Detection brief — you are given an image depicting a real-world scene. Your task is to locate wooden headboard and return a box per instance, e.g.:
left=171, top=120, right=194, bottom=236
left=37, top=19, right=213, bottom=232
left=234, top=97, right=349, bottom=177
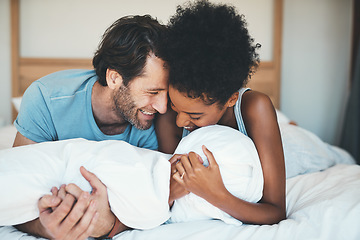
left=10, top=0, right=283, bottom=121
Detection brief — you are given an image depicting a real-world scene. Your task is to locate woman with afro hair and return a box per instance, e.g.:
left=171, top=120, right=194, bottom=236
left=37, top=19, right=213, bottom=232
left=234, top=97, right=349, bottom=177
left=156, top=0, right=286, bottom=224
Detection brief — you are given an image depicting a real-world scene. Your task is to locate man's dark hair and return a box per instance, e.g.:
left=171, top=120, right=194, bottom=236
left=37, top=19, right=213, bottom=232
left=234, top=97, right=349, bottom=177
left=165, top=0, right=260, bottom=106
left=93, top=15, right=167, bottom=86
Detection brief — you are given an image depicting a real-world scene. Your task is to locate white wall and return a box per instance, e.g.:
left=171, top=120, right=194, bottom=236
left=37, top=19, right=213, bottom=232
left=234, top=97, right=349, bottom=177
left=19, top=0, right=273, bottom=60
left=281, top=0, right=352, bottom=144
left=1, top=0, right=274, bottom=121
left=0, top=0, right=11, bottom=127
left=0, top=0, right=353, bottom=145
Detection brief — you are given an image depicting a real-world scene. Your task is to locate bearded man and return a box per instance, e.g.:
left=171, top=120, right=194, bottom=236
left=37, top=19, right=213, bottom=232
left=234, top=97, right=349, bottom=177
left=12, top=15, right=168, bottom=239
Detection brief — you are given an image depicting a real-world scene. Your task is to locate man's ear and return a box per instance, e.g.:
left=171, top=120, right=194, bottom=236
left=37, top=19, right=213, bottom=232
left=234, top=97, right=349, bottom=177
left=106, top=69, right=123, bottom=90
left=227, top=92, right=239, bottom=108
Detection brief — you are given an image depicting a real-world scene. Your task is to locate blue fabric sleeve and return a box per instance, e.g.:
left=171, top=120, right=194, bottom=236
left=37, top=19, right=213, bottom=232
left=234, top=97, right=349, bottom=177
left=14, top=82, right=57, bottom=142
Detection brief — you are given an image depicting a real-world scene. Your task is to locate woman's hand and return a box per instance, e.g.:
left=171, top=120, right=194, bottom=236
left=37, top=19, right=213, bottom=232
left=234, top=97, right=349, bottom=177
left=173, top=146, right=227, bottom=202
left=168, top=154, right=190, bottom=206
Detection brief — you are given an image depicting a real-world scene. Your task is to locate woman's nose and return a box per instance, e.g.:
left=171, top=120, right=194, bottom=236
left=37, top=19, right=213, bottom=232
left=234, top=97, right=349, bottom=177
left=176, top=112, right=190, bottom=128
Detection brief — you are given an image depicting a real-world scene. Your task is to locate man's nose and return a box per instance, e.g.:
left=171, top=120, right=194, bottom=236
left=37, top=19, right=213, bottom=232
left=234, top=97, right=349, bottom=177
left=153, top=92, right=168, bottom=114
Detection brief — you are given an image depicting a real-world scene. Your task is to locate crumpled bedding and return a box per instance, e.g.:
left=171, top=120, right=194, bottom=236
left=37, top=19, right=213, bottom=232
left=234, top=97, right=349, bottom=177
left=170, top=125, right=263, bottom=225
left=0, top=125, right=263, bottom=228
left=0, top=121, right=358, bottom=239
left=0, top=138, right=171, bottom=229
left=280, top=123, right=355, bottom=178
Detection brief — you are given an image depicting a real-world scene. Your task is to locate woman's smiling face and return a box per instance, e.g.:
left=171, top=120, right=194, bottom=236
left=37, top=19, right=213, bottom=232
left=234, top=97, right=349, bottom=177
left=168, top=85, right=229, bottom=132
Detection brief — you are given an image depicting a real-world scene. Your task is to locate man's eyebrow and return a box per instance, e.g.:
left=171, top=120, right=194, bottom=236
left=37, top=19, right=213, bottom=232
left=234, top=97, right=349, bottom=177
left=147, top=88, right=167, bottom=91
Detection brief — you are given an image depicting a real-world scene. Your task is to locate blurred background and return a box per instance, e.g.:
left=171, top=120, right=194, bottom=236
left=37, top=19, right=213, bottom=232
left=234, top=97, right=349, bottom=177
left=0, top=0, right=355, bottom=146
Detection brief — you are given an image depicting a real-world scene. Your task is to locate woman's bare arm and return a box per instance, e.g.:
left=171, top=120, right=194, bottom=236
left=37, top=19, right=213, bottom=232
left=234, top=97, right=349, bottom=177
left=238, top=90, right=286, bottom=223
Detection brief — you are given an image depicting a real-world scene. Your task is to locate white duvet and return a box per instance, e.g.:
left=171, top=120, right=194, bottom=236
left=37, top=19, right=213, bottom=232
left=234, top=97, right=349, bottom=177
left=1, top=164, right=359, bottom=240
left=0, top=137, right=171, bottom=229
left=115, top=164, right=360, bottom=240
left=0, top=125, right=263, bottom=229
left=0, top=122, right=357, bottom=239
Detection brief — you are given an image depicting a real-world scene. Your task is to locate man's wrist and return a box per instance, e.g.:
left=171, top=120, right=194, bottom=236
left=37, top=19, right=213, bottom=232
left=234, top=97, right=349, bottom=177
left=107, top=217, right=121, bottom=238
left=95, top=215, right=116, bottom=239
left=15, top=218, right=51, bottom=239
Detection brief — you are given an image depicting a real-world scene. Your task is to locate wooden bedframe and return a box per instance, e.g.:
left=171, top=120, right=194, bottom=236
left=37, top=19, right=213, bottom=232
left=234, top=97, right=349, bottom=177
left=10, top=0, right=283, bottom=121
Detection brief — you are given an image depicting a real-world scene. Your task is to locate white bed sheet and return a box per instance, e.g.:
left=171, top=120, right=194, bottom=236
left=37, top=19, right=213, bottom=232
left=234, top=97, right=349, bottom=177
left=1, top=164, right=359, bottom=240
left=0, top=124, right=16, bottom=150
left=115, top=164, right=360, bottom=240
left=0, top=111, right=357, bottom=239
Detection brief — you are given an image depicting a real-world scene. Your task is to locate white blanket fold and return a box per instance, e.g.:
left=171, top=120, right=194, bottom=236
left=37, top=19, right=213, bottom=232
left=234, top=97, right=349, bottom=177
left=170, top=125, right=263, bottom=225
left=0, top=139, right=171, bottom=229
left=0, top=125, right=264, bottom=228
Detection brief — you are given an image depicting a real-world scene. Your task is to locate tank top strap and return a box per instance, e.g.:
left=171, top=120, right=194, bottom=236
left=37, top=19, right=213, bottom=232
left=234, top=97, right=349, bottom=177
left=234, top=87, right=251, bottom=136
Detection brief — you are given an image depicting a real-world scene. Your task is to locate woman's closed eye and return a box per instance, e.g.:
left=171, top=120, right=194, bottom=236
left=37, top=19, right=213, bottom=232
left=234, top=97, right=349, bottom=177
left=189, top=115, right=201, bottom=120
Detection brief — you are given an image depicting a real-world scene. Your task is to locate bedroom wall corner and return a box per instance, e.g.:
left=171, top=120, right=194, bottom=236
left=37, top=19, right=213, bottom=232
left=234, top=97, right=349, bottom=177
left=0, top=0, right=12, bottom=127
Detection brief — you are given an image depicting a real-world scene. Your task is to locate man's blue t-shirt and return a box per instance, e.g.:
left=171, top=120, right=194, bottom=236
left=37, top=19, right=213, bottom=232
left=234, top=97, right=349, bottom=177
left=14, top=69, right=158, bottom=150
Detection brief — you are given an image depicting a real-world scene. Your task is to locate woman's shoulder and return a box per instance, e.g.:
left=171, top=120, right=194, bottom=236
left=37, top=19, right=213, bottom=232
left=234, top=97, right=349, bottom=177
left=241, top=90, right=275, bottom=119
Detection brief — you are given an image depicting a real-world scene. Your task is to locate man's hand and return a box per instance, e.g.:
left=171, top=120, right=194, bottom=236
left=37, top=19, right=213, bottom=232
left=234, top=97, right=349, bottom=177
left=38, top=190, right=98, bottom=240
left=65, top=167, right=116, bottom=238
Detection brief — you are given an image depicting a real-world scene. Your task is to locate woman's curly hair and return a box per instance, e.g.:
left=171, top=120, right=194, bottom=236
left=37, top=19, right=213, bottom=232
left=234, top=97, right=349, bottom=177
left=165, top=0, right=260, bottom=106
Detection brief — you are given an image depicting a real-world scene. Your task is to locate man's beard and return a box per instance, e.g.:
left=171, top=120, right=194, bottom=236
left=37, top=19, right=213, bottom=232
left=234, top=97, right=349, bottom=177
left=113, top=84, right=153, bottom=130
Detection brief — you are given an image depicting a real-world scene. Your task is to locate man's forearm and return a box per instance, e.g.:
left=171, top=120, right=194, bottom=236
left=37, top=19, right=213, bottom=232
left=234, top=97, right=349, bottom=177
left=15, top=218, right=51, bottom=239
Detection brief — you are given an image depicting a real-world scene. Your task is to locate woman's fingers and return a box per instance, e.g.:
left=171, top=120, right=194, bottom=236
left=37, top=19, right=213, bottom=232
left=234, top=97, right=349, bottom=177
left=169, top=154, right=182, bottom=164
left=175, top=159, right=186, bottom=176
left=202, top=145, right=218, bottom=167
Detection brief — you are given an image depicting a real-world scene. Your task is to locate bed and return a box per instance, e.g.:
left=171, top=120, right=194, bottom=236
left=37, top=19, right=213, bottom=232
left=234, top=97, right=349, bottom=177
left=0, top=97, right=20, bottom=150
left=119, top=164, right=360, bottom=240
left=0, top=121, right=359, bottom=240
left=2, top=0, right=360, bottom=239
left=0, top=124, right=16, bottom=150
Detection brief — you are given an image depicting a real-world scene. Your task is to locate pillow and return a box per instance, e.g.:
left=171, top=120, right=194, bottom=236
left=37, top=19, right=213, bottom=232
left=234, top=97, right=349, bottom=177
left=280, top=123, right=355, bottom=178
left=0, top=125, right=263, bottom=228
left=0, top=125, right=17, bottom=150
left=270, top=110, right=354, bottom=178
left=275, top=109, right=291, bottom=124
left=11, top=97, right=22, bottom=113
left=170, top=125, right=263, bottom=225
